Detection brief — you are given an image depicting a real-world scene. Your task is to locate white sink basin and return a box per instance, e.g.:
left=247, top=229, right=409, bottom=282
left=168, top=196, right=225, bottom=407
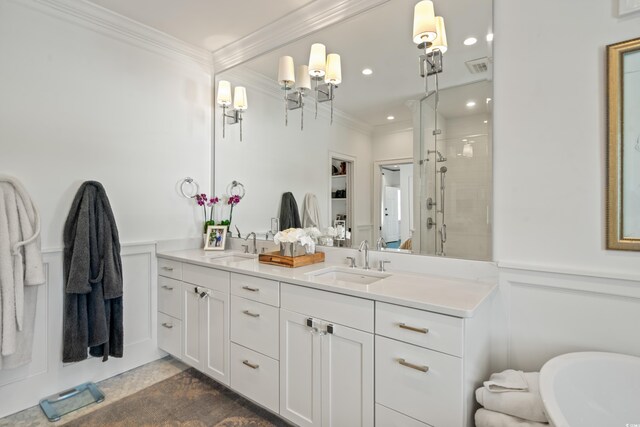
left=306, top=266, right=390, bottom=286
left=540, top=352, right=640, bottom=427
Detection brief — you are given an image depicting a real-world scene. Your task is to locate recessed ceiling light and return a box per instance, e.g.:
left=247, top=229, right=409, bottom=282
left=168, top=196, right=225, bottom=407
left=464, top=37, right=477, bottom=46
left=484, top=120, right=488, bottom=124
left=462, top=139, right=468, bottom=142
left=362, top=68, right=373, bottom=75
left=486, top=33, right=494, bottom=42
left=466, top=101, right=476, bottom=108
left=486, top=97, right=492, bottom=103
left=387, top=115, right=395, bottom=120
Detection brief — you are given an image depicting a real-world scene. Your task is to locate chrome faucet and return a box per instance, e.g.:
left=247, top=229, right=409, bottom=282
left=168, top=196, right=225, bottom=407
left=358, top=240, right=370, bottom=270
left=376, top=237, right=387, bottom=250
left=244, top=232, right=257, bottom=254
left=265, top=230, right=274, bottom=241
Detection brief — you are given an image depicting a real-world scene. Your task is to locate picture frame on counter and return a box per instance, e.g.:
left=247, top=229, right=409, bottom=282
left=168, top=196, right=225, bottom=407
left=205, top=225, right=227, bottom=251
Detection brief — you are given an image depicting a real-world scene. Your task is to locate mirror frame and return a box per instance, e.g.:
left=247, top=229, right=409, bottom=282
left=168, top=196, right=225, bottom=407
left=607, top=36, right=640, bottom=251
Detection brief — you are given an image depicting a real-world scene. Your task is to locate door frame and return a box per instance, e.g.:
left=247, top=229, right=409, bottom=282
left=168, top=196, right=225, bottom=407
left=373, top=158, right=413, bottom=246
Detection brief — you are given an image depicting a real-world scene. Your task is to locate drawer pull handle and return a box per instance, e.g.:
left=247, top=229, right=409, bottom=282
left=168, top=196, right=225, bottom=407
left=242, top=360, right=259, bottom=369
left=398, top=323, right=429, bottom=334
left=243, top=310, right=260, bottom=318
left=398, top=358, right=429, bottom=373
left=242, top=286, right=259, bottom=292
left=161, top=322, right=174, bottom=329
left=161, top=285, right=174, bottom=291
left=161, top=266, right=174, bottom=271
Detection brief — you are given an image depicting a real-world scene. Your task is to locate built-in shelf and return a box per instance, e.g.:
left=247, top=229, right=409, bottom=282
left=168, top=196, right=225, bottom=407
left=332, top=174, right=347, bottom=178
left=332, top=198, right=347, bottom=201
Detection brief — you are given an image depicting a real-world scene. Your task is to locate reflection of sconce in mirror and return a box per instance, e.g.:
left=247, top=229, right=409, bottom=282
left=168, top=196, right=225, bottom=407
left=413, top=1, right=447, bottom=92
left=462, top=143, right=474, bottom=158
left=217, top=80, right=248, bottom=141
left=277, top=43, right=342, bottom=128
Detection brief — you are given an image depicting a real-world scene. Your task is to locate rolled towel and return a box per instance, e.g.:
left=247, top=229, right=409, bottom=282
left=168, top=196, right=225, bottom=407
left=475, top=408, right=549, bottom=427
left=484, top=369, right=537, bottom=392
left=476, top=386, right=548, bottom=423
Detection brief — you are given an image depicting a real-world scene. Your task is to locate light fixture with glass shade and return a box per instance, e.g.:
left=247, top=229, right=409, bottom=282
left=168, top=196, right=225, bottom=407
left=276, top=42, right=343, bottom=128
left=413, top=0, right=447, bottom=93
left=216, top=80, right=248, bottom=141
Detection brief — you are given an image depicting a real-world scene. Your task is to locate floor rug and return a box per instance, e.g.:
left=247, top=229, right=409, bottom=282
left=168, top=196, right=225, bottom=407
left=62, top=368, right=288, bottom=426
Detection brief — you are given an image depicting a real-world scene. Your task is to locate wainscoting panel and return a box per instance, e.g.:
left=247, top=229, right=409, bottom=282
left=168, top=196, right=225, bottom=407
left=496, top=266, right=640, bottom=372
left=0, top=243, right=163, bottom=418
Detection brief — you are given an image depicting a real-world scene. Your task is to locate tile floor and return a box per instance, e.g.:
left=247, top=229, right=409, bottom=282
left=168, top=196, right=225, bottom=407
left=0, top=356, right=188, bottom=427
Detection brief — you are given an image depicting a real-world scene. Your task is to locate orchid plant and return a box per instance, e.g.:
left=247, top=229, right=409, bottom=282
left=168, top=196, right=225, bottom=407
left=194, top=193, right=241, bottom=232
left=195, top=193, right=219, bottom=233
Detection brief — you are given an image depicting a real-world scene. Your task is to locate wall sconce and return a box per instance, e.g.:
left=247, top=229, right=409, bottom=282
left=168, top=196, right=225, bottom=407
left=217, top=80, right=248, bottom=141
left=462, top=143, right=474, bottom=158
left=413, top=1, right=447, bottom=93
left=277, top=43, right=342, bottom=128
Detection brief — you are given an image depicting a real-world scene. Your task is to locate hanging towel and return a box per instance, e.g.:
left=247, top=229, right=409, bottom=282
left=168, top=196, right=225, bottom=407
left=63, top=181, right=123, bottom=363
left=483, top=369, right=533, bottom=392
left=475, top=408, right=549, bottom=427
left=301, top=193, right=321, bottom=229
left=0, top=175, right=45, bottom=370
left=279, top=192, right=302, bottom=230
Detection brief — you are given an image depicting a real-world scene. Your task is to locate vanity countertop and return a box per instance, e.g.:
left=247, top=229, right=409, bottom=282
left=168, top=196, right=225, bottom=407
left=157, top=249, right=497, bottom=318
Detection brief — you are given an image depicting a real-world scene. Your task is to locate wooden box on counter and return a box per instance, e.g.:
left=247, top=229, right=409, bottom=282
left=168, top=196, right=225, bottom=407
left=258, top=251, right=325, bottom=268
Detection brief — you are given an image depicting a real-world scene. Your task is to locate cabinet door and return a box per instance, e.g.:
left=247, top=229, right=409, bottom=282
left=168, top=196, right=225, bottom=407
left=182, top=283, right=202, bottom=369
left=321, top=323, right=374, bottom=427
left=202, top=289, right=229, bottom=385
left=280, top=309, right=322, bottom=427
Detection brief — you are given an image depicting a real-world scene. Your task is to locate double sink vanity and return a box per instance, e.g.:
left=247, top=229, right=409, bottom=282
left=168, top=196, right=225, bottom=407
left=156, top=248, right=496, bottom=427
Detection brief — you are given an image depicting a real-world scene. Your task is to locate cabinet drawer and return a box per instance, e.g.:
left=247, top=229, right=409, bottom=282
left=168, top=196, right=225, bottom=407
left=230, top=295, right=279, bottom=359
left=375, top=336, right=463, bottom=427
left=182, top=263, right=229, bottom=293
left=158, top=276, right=182, bottom=319
left=158, top=258, right=182, bottom=280
left=158, top=312, right=181, bottom=358
left=281, top=283, right=374, bottom=333
left=376, top=404, right=430, bottom=427
left=230, top=342, right=279, bottom=413
left=231, top=273, right=280, bottom=307
left=376, top=302, right=463, bottom=357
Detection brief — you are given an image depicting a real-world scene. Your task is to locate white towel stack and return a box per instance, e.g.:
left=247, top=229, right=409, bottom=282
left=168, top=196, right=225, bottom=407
left=475, top=370, right=549, bottom=427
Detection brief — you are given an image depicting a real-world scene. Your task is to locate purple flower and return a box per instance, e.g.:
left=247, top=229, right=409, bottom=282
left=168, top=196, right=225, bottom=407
left=207, top=197, right=219, bottom=207
left=228, top=195, right=241, bottom=206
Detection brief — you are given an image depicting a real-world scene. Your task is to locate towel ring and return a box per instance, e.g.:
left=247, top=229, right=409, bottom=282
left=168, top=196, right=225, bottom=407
left=226, top=180, right=246, bottom=199
left=180, top=177, right=200, bottom=199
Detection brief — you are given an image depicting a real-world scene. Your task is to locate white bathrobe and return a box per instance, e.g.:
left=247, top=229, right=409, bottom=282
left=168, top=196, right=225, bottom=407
left=0, top=175, right=45, bottom=369
left=301, top=193, right=321, bottom=229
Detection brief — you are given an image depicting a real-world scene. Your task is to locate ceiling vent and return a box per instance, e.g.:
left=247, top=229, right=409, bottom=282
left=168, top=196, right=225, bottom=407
left=465, top=57, right=490, bottom=74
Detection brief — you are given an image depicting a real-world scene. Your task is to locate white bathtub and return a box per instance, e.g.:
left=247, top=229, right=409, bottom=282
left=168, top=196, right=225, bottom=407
left=540, top=352, right=640, bottom=427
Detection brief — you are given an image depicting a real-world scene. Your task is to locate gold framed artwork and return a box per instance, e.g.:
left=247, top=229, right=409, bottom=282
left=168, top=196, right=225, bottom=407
left=607, top=36, right=640, bottom=251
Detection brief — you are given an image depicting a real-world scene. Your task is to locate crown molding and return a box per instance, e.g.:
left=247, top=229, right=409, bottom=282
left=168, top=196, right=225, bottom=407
left=212, top=0, right=390, bottom=72
left=222, top=67, right=373, bottom=135
left=21, top=0, right=213, bottom=69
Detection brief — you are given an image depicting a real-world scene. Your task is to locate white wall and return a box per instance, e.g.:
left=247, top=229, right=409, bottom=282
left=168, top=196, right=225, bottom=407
left=214, top=69, right=373, bottom=241
left=0, top=0, right=212, bottom=416
left=493, top=0, right=640, bottom=371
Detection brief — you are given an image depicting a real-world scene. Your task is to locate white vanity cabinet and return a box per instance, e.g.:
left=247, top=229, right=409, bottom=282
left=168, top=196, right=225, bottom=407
left=156, top=252, right=494, bottom=427
left=374, top=302, right=491, bottom=427
left=279, top=283, right=374, bottom=427
left=181, top=264, right=230, bottom=386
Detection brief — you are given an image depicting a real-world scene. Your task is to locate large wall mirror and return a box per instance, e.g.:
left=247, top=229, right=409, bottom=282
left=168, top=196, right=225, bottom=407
left=214, top=0, right=493, bottom=261
left=607, top=37, right=640, bottom=251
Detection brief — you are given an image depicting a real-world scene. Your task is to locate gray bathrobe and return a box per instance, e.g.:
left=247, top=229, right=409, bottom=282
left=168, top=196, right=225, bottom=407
left=63, top=181, right=123, bottom=363
left=279, top=192, right=302, bottom=230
